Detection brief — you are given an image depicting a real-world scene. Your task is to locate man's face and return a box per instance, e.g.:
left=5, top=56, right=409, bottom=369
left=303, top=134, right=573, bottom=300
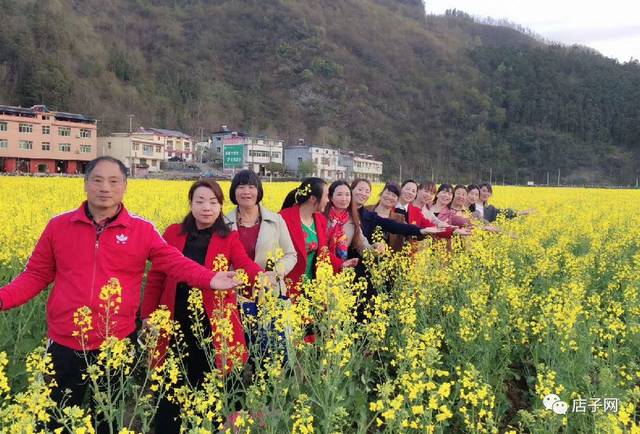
left=84, top=161, right=127, bottom=211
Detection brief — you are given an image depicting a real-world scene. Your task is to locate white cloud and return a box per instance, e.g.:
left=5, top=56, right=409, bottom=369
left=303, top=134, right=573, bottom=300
left=425, top=0, right=640, bottom=61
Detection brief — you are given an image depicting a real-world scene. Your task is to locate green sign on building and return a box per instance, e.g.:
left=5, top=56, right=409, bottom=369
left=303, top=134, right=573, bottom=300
left=223, top=144, right=244, bottom=168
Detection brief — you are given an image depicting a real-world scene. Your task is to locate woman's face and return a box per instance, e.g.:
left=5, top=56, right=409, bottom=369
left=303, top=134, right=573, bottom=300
left=467, top=188, right=480, bottom=206
left=400, top=182, right=417, bottom=204
left=435, top=189, right=453, bottom=206
left=352, top=181, right=371, bottom=207
left=417, top=188, right=435, bottom=205
left=234, top=184, right=258, bottom=208
left=314, top=184, right=330, bottom=213
left=452, top=188, right=467, bottom=208
left=331, top=185, right=351, bottom=210
left=190, top=186, right=221, bottom=229
left=380, top=189, right=399, bottom=209
left=480, top=186, right=492, bottom=203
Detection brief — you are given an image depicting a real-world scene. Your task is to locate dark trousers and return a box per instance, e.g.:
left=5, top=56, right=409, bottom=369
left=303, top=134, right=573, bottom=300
left=46, top=341, right=114, bottom=434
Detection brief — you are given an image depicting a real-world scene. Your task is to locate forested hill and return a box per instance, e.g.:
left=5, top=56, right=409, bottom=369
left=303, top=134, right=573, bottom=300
left=1, top=0, right=639, bottom=184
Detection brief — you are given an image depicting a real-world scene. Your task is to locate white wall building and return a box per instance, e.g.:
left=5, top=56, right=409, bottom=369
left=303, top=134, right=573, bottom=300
left=211, top=126, right=284, bottom=175
left=97, top=131, right=165, bottom=175
left=339, top=151, right=384, bottom=183
left=284, top=144, right=346, bottom=181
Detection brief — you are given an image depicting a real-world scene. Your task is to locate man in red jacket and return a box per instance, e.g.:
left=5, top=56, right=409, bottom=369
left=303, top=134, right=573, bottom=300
left=0, top=156, right=240, bottom=431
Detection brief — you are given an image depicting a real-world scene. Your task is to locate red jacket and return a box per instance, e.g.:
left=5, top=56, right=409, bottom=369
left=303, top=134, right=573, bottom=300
left=279, top=205, right=341, bottom=300
left=406, top=204, right=437, bottom=228
left=0, top=203, right=216, bottom=351
left=141, top=223, right=262, bottom=369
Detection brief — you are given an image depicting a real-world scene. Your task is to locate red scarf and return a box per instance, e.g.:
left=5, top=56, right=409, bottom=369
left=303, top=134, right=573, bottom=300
left=327, top=207, right=350, bottom=260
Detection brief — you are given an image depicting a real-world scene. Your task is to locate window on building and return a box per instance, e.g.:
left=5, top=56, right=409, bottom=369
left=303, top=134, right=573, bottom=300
left=132, top=143, right=139, bottom=151
left=58, top=127, right=71, bottom=137
left=143, top=145, right=153, bottom=156
left=19, top=140, right=33, bottom=150
left=42, top=142, right=50, bottom=151
left=0, top=122, right=7, bottom=132
left=80, top=129, right=92, bottom=138
left=59, top=143, right=71, bottom=152
left=151, top=160, right=157, bottom=167
left=42, top=115, right=50, bottom=120
left=42, top=125, right=50, bottom=134
left=80, top=145, right=91, bottom=153
left=0, top=139, right=7, bottom=148
left=19, top=123, right=33, bottom=133
left=155, top=146, right=161, bottom=153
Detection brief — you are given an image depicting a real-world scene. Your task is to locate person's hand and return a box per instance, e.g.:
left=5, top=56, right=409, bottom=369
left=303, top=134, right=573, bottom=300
left=437, top=221, right=452, bottom=228
left=260, top=271, right=280, bottom=289
left=341, top=258, right=359, bottom=268
left=453, top=227, right=472, bottom=236
left=372, top=242, right=387, bottom=254
left=421, top=226, right=446, bottom=235
left=517, top=208, right=536, bottom=216
left=210, top=271, right=243, bottom=290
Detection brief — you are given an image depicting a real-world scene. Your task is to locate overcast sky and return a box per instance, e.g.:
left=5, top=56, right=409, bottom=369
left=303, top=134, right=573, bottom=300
left=425, top=1, right=640, bottom=62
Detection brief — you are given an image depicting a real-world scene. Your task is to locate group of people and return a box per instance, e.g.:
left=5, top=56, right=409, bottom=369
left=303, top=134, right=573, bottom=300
left=0, top=156, right=526, bottom=433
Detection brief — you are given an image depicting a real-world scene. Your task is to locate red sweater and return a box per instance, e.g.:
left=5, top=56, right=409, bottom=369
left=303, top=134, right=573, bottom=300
left=406, top=204, right=455, bottom=238
left=279, top=205, right=341, bottom=300
left=0, top=203, right=216, bottom=350
left=141, top=223, right=262, bottom=369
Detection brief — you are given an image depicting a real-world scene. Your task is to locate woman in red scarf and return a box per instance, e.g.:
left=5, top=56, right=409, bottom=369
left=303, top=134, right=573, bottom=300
left=324, top=180, right=383, bottom=259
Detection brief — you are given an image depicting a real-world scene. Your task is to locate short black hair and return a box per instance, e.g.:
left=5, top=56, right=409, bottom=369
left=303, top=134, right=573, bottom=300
left=479, top=182, right=493, bottom=193
left=84, top=156, right=128, bottom=181
left=382, top=182, right=401, bottom=197
left=230, top=169, right=264, bottom=205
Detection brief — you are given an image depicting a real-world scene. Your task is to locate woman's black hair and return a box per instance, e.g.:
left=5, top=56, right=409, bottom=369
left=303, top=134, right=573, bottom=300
left=418, top=180, right=437, bottom=193
left=450, top=185, right=468, bottom=209
left=400, top=179, right=418, bottom=189
left=281, top=177, right=326, bottom=210
left=479, top=182, right=493, bottom=193
left=466, top=183, right=480, bottom=194
left=229, top=169, right=263, bottom=205
left=181, top=180, right=230, bottom=238
left=381, top=182, right=401, bottom=197
left=433, top=183, right=453, bottom=205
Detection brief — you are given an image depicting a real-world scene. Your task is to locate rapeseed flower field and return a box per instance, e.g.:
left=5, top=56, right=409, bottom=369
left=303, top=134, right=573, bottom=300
left=0, top=176, right=639, bottom=433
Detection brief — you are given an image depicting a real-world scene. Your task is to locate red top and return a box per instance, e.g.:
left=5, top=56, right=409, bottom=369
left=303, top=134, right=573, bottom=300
left=237, top=224, right=260, bottom=261
left=0, top=202, right=217, bottom=351
left=407, top=204, right=455, bottom=238
left=141, top=223, right=262, bottom=370
left=279, top=204, right=342, bottom=301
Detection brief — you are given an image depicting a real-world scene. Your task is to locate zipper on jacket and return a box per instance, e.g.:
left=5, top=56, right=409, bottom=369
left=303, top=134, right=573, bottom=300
left=89, top=233, right=99, bottom=305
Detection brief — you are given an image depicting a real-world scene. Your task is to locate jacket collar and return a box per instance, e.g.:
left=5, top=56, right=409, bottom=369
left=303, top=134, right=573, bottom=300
left=226, top=204, right=278, bottom=224
left=70, top=201, right=132, bottom=227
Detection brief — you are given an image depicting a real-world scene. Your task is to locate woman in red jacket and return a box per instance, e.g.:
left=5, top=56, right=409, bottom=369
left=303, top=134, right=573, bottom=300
left=141, top=179, right=262, bottom=434
left=279, top=177, right=356, bottom=301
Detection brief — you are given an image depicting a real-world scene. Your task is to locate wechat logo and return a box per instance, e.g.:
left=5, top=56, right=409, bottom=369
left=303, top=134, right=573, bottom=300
left=543, top=394, right=569, bottom=415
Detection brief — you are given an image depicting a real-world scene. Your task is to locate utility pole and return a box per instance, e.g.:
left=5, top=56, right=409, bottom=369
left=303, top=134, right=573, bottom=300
left=128, top=114, right=135, bottom=134
left=557, top=169, right=561, bottom=186
left=546, top=171, right=550, bottom=186
left=269, top=140, right=273, bottom=182
left=489, top=168, right=492, bottom=184
left=399, top=162, right=402, bottom=183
